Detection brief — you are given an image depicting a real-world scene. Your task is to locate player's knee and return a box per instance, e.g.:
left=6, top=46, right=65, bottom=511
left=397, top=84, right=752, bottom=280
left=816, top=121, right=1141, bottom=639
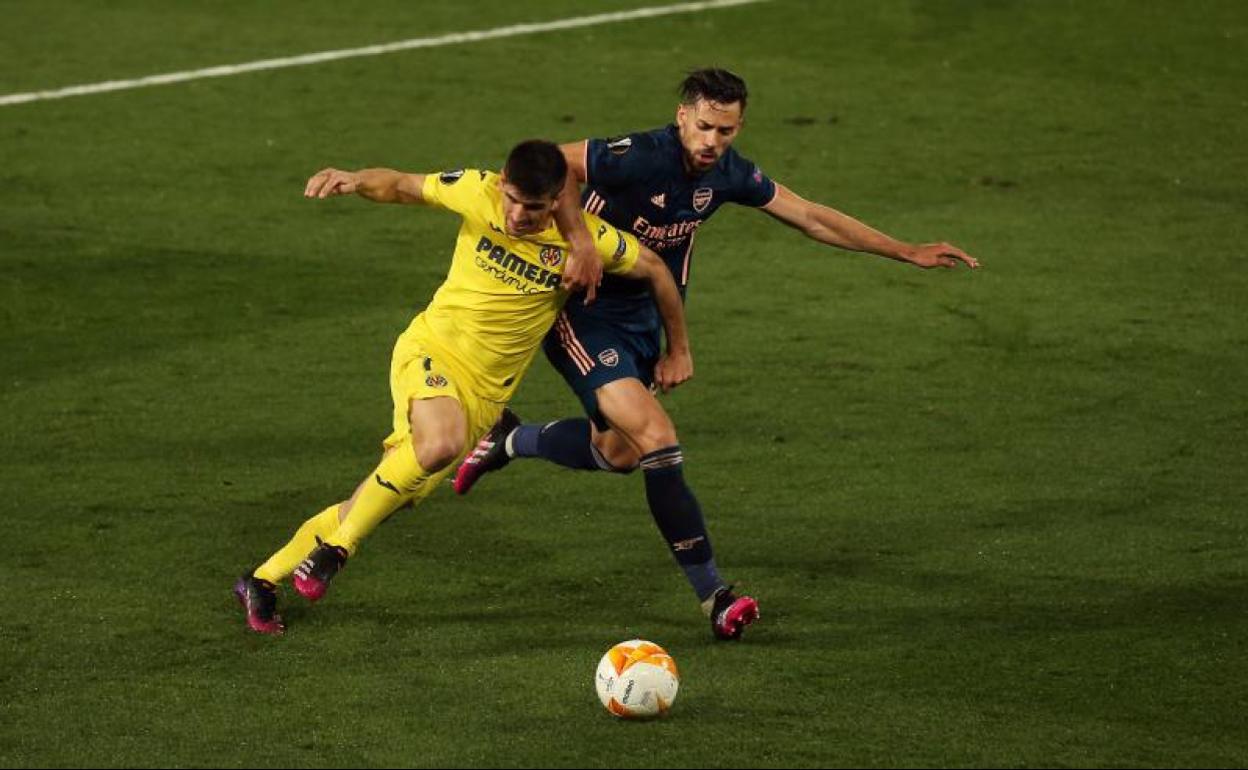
left=632, top=423, right=679, bottom=455
left=413, top=435, right=463, bottom=472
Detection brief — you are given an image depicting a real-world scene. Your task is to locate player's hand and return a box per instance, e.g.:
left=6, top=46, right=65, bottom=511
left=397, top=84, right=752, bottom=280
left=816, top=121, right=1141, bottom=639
left=905, top=242, right=980, bottom=270
left=561, top=241, right=603, bottom=304
left=654, top=348, right=693, bottom=393
left=304, top=168, right=361, bottom=199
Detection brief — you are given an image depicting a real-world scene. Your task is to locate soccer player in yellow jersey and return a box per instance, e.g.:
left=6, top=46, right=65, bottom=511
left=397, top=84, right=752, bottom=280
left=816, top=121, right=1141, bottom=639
left=233, top=140, right=691, bottom=635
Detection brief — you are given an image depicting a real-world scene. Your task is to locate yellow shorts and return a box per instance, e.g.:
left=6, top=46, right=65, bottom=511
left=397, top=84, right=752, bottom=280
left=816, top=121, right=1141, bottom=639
left=383, top=326, right=506, bottom=457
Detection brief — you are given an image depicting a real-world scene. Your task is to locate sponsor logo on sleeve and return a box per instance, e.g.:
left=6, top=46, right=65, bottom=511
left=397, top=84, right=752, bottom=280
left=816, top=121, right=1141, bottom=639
left=692, top=187, right=714, bottom=212
left=606, top=136, right=633, bottom=156
left=752, top=167, right=764, bottom=184
left=439, top=169, right=465, bottom=185
left=425, top=374, right=448, bottom=388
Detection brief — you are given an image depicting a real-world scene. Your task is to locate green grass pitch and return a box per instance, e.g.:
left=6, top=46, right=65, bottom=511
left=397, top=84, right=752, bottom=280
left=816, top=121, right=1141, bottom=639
left=2, top=1, right=1245, bottom=766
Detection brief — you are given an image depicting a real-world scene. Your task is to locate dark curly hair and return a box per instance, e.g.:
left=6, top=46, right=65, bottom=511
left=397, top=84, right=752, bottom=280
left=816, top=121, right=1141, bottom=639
left=679, top=68, right=748, bottom=112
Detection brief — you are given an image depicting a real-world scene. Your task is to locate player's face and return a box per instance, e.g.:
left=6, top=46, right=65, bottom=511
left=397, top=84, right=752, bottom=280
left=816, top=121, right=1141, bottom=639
left=499, top=178, right=558, bottom=237
left=675, top=98, right=743, bottom=173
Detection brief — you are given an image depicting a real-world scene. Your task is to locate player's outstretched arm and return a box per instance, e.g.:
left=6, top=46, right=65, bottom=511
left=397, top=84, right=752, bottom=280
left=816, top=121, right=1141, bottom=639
left=304, top=168, right=427, bottom=204
left=762, top=184, right=980, bottom=270
left=626, top=247, right=693, bottom=393
left=554, top=141, right=601, bottom=302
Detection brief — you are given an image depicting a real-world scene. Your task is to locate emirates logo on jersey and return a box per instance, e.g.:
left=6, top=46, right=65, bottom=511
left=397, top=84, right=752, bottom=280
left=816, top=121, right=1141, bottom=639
left=693, top=188, right=714, bottom=212
left=539, top=246, right=563, bottom=267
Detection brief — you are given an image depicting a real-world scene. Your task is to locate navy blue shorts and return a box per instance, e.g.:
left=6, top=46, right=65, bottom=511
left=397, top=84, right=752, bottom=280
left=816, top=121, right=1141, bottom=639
left=543, top=310, right=661, bottom=430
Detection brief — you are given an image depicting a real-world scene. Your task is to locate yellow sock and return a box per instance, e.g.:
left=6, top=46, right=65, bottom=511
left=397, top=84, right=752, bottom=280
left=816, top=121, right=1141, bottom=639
left=327, top=439, right=444, bottom=554
left=254, top=504, right=342, bottom=584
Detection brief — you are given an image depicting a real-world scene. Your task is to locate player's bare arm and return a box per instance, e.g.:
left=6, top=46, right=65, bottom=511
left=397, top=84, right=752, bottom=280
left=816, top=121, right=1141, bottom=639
left=626, top=246, right=693, bottom=393
left=554, top=141, right=602, bottom=302
left=304, top=167, right=427, bottom=204
left=762, top=183, right=980, bottom=270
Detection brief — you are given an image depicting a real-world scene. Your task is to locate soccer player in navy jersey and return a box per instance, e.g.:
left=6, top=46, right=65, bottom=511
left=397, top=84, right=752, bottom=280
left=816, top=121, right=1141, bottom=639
left=455, top=69, right=979, bottom=641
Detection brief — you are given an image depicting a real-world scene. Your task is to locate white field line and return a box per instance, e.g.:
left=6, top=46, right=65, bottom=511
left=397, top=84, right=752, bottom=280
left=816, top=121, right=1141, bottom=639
left=0, top=0, right=766, bottom=108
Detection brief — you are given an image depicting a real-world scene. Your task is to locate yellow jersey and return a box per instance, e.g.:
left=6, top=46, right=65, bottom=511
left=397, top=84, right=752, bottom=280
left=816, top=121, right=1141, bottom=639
left=406, top=169, right=641, bottom=402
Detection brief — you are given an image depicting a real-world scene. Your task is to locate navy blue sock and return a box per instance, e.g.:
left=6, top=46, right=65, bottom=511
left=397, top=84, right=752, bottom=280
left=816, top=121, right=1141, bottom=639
left=640, top=446, right=723, bottom=602
left=509, top=419, right=606, bottom=471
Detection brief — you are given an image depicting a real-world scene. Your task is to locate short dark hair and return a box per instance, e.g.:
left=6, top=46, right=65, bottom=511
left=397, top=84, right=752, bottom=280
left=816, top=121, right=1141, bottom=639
left=503, top=139, right=567, bottom=199
left=679, top=68, right=748, bottom=112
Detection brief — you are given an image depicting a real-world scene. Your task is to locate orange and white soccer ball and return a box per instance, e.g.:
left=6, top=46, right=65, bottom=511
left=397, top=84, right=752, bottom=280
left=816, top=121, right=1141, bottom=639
left=594, top=639, right=680, bottom=718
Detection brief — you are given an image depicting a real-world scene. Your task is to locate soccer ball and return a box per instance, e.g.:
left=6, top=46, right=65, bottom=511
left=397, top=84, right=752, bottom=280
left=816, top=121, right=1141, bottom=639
left=594, top=639, right=680, bottom=719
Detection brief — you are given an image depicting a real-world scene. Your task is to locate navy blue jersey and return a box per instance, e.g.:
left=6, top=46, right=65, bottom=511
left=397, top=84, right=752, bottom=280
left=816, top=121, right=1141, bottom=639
left=572, top=124, right=777, bottom=333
